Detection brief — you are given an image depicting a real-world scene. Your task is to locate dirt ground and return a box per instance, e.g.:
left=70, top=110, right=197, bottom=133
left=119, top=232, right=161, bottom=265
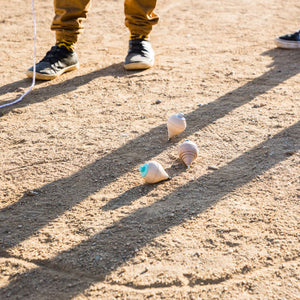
left=0, top=0, right=299, bottom=299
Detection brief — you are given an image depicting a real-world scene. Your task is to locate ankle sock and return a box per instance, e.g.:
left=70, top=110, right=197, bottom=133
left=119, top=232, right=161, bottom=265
left=56, top=40, right=76, bottom=52
left=130, top=33, right=149, bottom=40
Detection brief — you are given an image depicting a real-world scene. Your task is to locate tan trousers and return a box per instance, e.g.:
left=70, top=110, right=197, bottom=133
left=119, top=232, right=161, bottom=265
left=51, top=0, right=159, bottom=43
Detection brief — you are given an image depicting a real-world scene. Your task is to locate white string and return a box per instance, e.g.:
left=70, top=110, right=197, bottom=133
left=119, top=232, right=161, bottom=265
left=0, top=0, right=36, bottom=109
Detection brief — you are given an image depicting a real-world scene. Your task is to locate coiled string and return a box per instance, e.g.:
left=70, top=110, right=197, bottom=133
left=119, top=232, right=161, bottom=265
left=0, top=0, right=36, bottom=109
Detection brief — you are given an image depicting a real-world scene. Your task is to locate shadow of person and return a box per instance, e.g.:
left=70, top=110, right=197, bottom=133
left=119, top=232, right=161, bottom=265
left=0, top=62, right=140, bottom=113
left=0, top=79, right=35, bottom=97
left=0, top=49, right=300, bottom=248
left=1, top=47, right=299, bottom=251
left=1, top=48, right=299, bottom=114
left=1, top=120, right=299, bottom=299
left=0, top=48, right=300, bottom=298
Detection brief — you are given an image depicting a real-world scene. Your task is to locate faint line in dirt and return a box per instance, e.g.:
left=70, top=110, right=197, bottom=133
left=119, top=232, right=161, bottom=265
left=110, top=279, right=185, bottom=290
left=1, top=249, right=300, bottom=292
left=0, top=251, right=100, bottom=282
left=3, top=158, right=71, bottom=174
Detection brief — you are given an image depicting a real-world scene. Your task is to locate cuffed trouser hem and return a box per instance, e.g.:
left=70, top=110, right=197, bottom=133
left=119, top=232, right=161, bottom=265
left=54, top=31, right=80, bottom=44
left=51, top=0, right=91, bottom=44
left=124, top=0, right=159, bottom=37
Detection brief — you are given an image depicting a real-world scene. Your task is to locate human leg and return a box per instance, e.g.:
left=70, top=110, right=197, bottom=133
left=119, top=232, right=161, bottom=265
left=124, top=0, right=159, bottom=70
left=27, top=0, right=91, bottom=80
left=51, top=0, right=91, bottom=47
left=124, top=0, right=159, bottom=39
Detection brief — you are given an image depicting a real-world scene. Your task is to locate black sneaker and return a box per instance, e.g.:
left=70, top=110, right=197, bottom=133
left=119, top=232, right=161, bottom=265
left=26, top=45, right=79, bottom=80
left=275, top=30, right=300, bottom=49
left=124, top=39, right=154, bottom=70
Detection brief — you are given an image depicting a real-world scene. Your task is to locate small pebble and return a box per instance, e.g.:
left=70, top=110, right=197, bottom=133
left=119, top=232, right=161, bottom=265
left=26, top=190, right=39, bottom=196
left=15, top=87, right=25, bottom=92
left=252, top=103, right=266, bottom=108
left=141, top=267, right=149, bottom=274
left=155, top=99, right=162, bottom=104
left=193, top=252, right=200, bottom=257
left=285, top=150, right=295, bottom=156
left=208, top=165, right=219, bottom=170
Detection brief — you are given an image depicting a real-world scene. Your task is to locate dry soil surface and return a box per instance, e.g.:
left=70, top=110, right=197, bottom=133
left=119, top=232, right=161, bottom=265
left=0, top=0, right=299, bottom=299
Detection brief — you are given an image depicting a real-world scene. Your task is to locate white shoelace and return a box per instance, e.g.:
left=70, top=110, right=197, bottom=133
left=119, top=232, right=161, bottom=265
left=0, top=0, right=36, bottom=109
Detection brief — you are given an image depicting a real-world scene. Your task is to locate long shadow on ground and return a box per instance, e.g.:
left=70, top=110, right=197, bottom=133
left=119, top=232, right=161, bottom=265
left=0, top=62, right=128, bottom=110
left=0, top=49, right=300, bottom=299
left=1, top=120, right=299, bottom=299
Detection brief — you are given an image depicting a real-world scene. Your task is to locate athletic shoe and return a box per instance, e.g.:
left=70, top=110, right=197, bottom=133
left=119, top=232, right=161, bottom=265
left=275, top=30, right=300, bottom=49
left=124, top=39, right=154, bottom=70
left=26, top=45, right=79, bottom=80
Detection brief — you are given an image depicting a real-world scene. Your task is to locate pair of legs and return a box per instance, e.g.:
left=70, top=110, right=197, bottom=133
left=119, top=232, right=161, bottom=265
left=27, top=0, right=159, bottom=80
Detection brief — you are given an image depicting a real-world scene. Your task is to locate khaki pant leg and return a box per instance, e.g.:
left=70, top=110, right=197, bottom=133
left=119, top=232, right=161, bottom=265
left=124, top=0, right=159, bottom=36
left=51, top=0, right=91, bottom=44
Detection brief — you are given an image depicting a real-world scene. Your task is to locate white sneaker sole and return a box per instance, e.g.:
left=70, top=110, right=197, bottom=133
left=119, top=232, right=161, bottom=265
left=26, top=63, right=79, bottom=80
left=275, top=37, right=300, bottom=49
left=124, top=61, right=154, bottom=71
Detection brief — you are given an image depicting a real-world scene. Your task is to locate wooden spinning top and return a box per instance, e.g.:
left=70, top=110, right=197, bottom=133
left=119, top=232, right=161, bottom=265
left=139, top=161, right=169, bottom=184
left=178, top=139, right=199, bottom=168
left=167, top=113, right=186, bottom=140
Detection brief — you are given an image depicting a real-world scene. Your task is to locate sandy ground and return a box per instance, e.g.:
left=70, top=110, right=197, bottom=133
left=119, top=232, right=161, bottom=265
left=0, top=0, right=299, bottom=299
